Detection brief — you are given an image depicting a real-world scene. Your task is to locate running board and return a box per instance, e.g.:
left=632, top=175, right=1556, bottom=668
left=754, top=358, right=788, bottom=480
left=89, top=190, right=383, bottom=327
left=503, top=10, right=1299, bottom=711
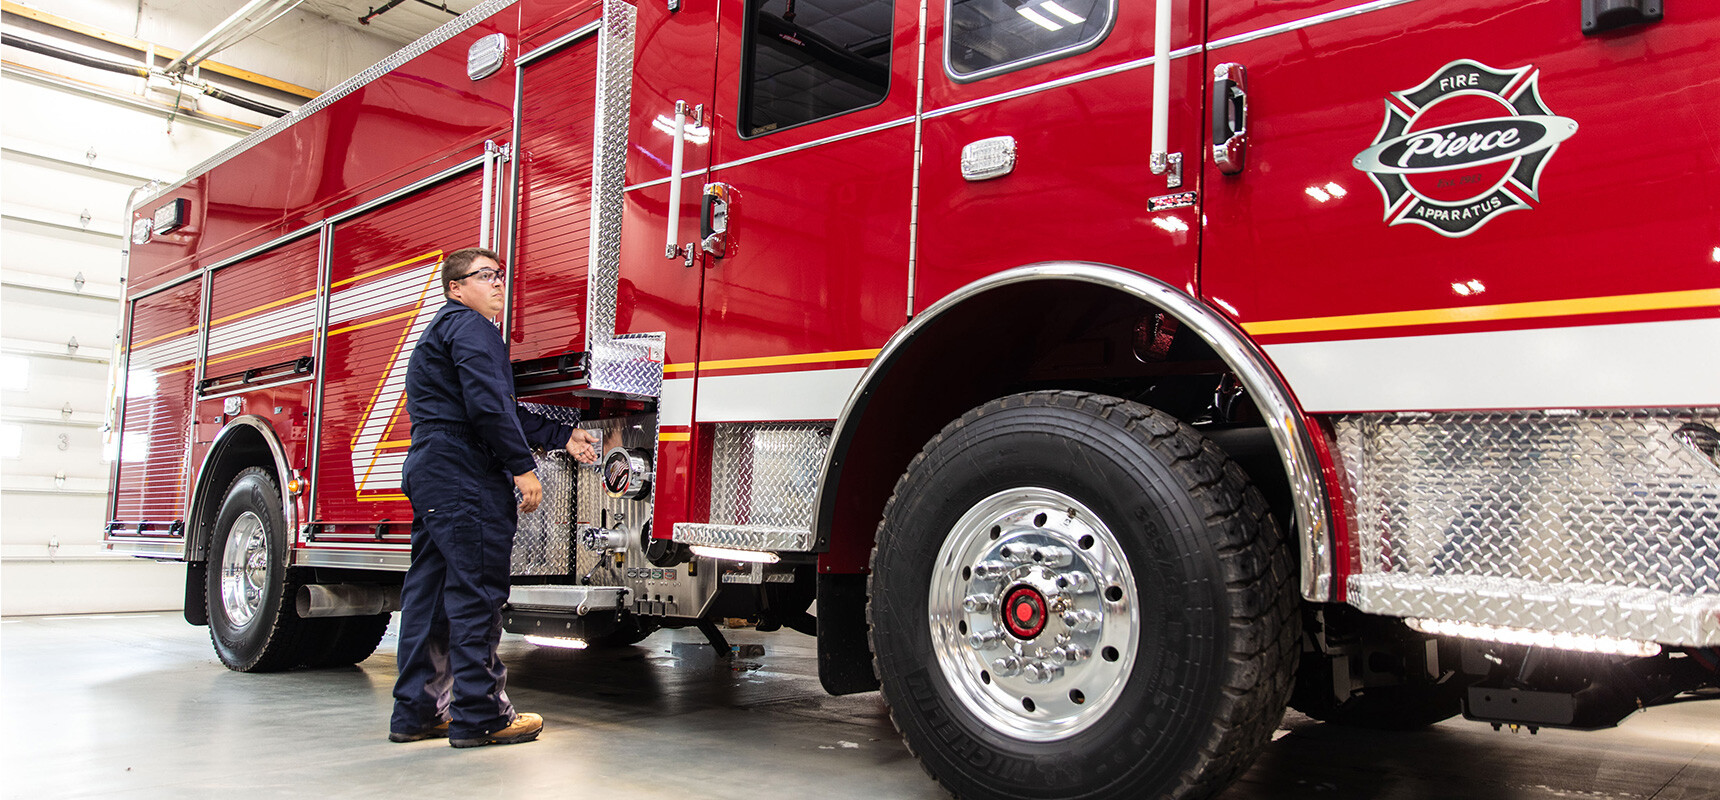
left=507, top=585, right=629, bottom=615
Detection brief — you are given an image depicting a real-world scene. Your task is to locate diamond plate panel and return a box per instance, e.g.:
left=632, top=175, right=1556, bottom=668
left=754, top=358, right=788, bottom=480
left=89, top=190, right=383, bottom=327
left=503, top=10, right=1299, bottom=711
left=709, top=423, right=829, bottom=531
left=1337, top=409, right=1720, bottom=645
left=588, top=333, right=664, bottom=397
left=584, top=0, right=636, bottom=351
left=512, top=450, right=577, bottom=575
left=573, top=413, right=656, bottom=585
left=671, top=523, right=816, bottom=552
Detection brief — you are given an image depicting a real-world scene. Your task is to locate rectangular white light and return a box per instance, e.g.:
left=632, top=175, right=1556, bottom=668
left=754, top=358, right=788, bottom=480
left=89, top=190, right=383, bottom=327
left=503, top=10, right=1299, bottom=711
left=1405, top=617, right=1662, bottom=658
left=689, top=545, right=780, bottom=564
left=1041, top=1, right=1086, bottom=25
left=1016, top=7, right=1063, bottom=31
left=524, top=635, right=588, bottom=650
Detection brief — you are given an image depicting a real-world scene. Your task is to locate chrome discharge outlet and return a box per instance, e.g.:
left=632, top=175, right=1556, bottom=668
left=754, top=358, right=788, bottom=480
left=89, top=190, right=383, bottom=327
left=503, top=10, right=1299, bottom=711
left=582, top=526, right=629, bottom=552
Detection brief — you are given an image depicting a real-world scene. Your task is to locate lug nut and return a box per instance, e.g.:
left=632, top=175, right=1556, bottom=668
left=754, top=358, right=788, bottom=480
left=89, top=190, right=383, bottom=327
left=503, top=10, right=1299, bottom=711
left=999, top=543, right=1037, bottom=563
left=972, top=561, right=1013, bottom=580
left=1032, top=546, right=1073, bottom=567
left=992, top=655, right=1024, bottom=677
left=962, top=593, right=995, bottom=613
left=967, top=629, right=1004, bottom=650
left=1055, top=571, right=1095, bottom=593
left=1062, top=609, right=1102, bottom=633
left=1023, top=661, right=1064, bottom=684
left=1049, top=643, right=1090, bottom=664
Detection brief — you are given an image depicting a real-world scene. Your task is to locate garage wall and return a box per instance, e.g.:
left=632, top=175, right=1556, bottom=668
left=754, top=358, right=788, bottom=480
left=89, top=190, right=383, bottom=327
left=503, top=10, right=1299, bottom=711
left=1, top=1, right=403, bottom=615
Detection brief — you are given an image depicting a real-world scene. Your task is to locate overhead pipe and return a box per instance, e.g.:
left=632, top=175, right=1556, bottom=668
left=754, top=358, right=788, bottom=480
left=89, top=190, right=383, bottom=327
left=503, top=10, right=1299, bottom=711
left=162, top=0, right=305, bottom=76
left=2, top=32, right=291, bottom=117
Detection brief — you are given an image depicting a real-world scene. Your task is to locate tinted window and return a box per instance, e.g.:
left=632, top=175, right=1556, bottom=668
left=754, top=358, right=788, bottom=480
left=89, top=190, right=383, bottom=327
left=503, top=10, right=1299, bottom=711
left=947, top=0, right=1112, bottom=79
left=740, top=0, right=893, bottom=137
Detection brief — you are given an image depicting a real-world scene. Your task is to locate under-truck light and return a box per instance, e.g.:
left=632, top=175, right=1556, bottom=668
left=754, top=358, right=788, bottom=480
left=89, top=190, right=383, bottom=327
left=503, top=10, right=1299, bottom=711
left=689, top=545, right=781, bottom=564
left=1405, top=617, right=1662, bottom=658
left=524, top=635, right=589, bottom=650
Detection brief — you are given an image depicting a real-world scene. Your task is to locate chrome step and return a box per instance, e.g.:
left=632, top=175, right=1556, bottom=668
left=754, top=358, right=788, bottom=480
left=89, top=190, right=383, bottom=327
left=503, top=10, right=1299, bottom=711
left=507, top=585, right=628, bottom=615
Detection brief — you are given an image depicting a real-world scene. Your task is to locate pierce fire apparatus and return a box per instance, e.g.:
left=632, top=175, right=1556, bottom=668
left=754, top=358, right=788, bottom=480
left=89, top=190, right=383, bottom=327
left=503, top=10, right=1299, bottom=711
left=107, top=0, right=1717, bottom=796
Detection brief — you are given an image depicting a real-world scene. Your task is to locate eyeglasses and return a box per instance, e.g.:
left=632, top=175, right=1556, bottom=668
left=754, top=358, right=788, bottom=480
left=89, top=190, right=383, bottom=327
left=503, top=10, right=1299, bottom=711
left=455, top=266, right=505, bottom=285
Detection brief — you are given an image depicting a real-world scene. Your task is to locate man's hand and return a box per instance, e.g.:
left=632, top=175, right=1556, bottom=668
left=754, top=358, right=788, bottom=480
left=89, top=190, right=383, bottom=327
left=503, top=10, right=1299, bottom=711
left=514, top=470, right=543, bottom=513
left=566, top=429, right=602, bottom=464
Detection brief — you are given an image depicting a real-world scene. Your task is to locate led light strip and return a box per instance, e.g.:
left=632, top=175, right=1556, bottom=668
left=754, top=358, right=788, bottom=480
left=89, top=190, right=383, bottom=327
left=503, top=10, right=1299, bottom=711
left=689, top=545, right=780, bottom=564
left=523, top=635, right=588, bottom=649
left=1405, top=617, right=1662, bottom=658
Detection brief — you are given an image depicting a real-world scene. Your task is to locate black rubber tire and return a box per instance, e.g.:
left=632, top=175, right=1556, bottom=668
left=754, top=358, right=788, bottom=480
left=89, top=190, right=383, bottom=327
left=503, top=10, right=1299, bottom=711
left=869, top=391, right=1299, bottom=800
left=297, top=613, right=392, bottom=668
left=206, top=466, right=306, bottom=672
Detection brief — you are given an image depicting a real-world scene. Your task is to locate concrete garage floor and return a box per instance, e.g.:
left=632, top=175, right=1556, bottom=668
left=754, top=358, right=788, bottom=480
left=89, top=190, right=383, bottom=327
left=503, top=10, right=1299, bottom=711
left=2, top=614, right=1717, bottom=799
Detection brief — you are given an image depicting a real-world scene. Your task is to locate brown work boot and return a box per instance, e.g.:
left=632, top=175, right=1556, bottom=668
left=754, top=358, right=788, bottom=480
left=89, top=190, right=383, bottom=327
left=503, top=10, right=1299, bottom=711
left=449, top=712, right=543, bottom=748
left=388, top=719, right=450, bottom=743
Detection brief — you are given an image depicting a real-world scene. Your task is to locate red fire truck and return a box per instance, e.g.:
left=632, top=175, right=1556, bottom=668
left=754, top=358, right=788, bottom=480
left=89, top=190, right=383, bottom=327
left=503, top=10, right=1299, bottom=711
left=107, top=0, right=1717, bottom=796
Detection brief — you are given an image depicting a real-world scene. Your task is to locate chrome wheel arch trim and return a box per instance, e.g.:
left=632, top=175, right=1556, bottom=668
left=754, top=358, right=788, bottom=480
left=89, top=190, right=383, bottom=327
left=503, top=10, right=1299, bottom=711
left=186, top=415, right=296, bottom=562
left=814, top=262, right=1335, bottom=600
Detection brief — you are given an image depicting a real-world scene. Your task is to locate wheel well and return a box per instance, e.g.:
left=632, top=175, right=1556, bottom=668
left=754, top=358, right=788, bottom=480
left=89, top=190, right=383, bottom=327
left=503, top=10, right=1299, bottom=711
left=816, top=276, right=1297, bottom=573
left=188, top=423, right=284, bottom=562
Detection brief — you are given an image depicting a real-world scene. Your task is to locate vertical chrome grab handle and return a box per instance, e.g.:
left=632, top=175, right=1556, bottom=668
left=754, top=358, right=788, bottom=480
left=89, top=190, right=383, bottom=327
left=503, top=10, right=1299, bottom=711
left=665, top=100, right=688, bottom=258
left=480, top=139, right=498, bottom=249
left=1148, top=0, right=1172, bottom=175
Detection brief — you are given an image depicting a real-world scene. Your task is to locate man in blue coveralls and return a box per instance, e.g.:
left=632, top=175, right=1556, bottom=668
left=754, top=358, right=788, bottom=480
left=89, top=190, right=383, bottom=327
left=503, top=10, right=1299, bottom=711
left=388, top=247, right=601, bottom=748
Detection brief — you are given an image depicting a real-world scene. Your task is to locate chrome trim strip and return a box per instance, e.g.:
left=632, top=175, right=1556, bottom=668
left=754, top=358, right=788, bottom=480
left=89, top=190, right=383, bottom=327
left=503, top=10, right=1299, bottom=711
left=204, top=224, right=322, bottom=275
left=130, top=224, right=321, bottom=301
left=814, top=263, right=1335, bottom=599
left=107, top=297, right=132, bottom=522
left=308, top=223, right=333, bottom=537
left=516, top=20, right=602, bottom=66
left=924, top=44, right=1202, bottom=121
left=292, top=548, right=412, bottom=571
left=140, top=0, right=526, bottom=205
left=127, top=268, right=205, bottom=301
left=942, top=0, right=1118, bottom=84
left=198, top=374, right=315, bottom=401
left=908, top=0, right=928, bottom=316
left=106, top=539, right=185, bottom=559
left=623, top=166, right=709, bottom=194
left=503, top=45, right=526, bottom=344
left=622, top=116, right=916, bottom=193
left=184, top=415, right=297, bottom=561
left=1206, top=0, right=1427, bottom=52
left=326, top=155, right=488, bottom=226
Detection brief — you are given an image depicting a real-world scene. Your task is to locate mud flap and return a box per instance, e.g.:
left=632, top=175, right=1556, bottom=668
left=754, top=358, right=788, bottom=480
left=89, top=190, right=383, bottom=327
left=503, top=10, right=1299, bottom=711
left=817, top=572, right=878, bottom=695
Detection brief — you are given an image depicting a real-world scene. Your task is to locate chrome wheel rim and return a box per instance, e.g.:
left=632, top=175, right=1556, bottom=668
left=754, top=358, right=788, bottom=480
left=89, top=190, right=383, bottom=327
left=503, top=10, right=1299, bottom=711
left=928, top=487, right=1139, bottom=742
left=220, top=511, right=269, bottom=628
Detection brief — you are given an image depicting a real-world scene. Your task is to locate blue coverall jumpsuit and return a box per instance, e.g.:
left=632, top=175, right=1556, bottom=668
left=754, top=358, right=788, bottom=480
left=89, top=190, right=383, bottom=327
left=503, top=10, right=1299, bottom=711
left=389, top=299, right=576, bottom=740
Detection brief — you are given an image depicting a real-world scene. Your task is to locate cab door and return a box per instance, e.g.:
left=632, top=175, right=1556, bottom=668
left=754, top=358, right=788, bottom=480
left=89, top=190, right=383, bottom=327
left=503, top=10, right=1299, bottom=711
left=1198, top=1, right=1720, bottom=413
left=692, top=0, right=919, bottom=424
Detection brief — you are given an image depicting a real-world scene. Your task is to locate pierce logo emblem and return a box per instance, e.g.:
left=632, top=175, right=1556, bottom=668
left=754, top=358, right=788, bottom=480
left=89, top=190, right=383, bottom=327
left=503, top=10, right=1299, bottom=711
left=1353, top=60, right=1577, bottom=237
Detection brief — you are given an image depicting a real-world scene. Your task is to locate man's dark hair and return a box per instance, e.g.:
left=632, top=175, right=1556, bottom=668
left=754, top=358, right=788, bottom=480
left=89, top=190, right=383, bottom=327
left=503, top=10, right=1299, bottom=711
left=441, top=247, right=500, bottom=297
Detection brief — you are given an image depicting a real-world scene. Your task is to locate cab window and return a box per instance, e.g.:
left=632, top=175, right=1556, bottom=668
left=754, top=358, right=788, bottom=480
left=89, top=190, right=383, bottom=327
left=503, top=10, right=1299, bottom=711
left=739, top=0, right=894, bottom=137
left=946, top=0, right=1113, bottom=80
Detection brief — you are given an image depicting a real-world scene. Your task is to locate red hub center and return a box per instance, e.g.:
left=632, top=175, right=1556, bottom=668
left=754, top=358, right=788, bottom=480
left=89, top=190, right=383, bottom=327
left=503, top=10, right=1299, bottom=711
left=1002, top=585, right=1048, bottom=639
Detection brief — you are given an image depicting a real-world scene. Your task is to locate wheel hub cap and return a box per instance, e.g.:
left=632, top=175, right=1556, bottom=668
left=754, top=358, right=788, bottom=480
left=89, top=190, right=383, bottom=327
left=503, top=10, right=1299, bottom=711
left=928, top=488, right=1139, bottom=742
left=220, top=511, right=269, bottom=629
left=1002, top=585, right=1048, bottom=639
